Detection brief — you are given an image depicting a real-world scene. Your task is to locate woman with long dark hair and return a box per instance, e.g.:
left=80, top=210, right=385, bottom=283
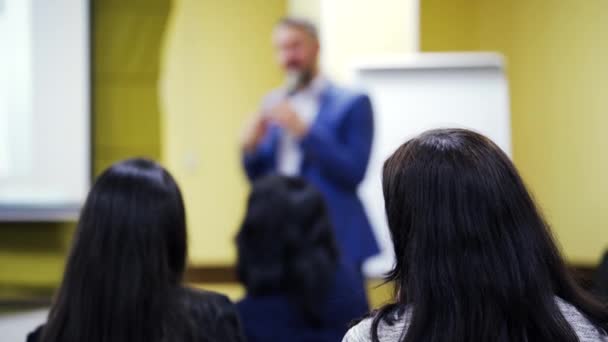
left=28, top=158, right=244, bottom=342
left=236, top=175, right=369, bottom=342
left=344, top=129, right=608, bottom=341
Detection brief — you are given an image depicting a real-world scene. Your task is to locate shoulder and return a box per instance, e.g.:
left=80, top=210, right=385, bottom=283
left=556, top=297, right=608, bottom=341
left=27, top=325, right=43, bottom=342
left=326, top=85, right=371, bottom=108
left=342, top=317, right=374, bottom=342
left=180, top=287, right=238, bottom=319
left=322, top=86, right=373, bottom=127
left=181, top=287, right=230, bottom=302
left=181, top=287, right=245, bottom=341
left=343, top=307, right=410, bottom=342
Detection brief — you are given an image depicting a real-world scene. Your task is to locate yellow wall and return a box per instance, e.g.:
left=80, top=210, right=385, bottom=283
left=288, top=0, right=420, bottom=83
left=160, top=0, right=286, bottom=265
left=287, top=0, right=320, bottom=26
left=421, top=0, right=608, bottom=264
left=420, top=0, right=480, bottom=51
left=0, top=0, right=169, bottom=294
left=319, top=0, right=419, bottom=83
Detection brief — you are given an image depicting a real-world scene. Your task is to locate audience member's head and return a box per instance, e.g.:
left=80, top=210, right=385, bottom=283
left=374, top=128, right=608, bottom=341
left=38, top=158, right=242, bottom=342
left=236, top=175, right=339, bottom=324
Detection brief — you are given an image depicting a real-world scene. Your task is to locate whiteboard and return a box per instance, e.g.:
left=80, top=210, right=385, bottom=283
left=0, top=0, right=91, bottom=221
left=354, top=53, right=512, bottom=277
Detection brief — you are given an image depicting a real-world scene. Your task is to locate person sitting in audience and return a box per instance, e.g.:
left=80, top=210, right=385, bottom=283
left=594, top=251, right=608, bottom=303
left=344, top=129, right=608, bottom=342
left=27, top=158, right=244, bottom=342
left=236, top=175, right=369, bottom=342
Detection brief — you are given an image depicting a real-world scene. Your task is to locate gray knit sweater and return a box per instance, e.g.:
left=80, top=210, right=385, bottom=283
left=343, top=298, right=607, bottom=341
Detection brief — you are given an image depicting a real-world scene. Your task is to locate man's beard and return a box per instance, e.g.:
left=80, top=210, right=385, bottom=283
left=286, top=68, right=314, bottom=95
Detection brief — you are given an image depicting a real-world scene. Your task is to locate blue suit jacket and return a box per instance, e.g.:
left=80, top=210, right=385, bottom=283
left=243, top=84, right=379, bottom=266
left=236, top=261, right=369, bottom=342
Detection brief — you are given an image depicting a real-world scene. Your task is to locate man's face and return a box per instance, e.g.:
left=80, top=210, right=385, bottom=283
left=273, top=25, right=319, bottom=75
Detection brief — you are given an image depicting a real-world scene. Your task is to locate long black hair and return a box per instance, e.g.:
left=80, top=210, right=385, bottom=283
left=41, top=158, right=191, bottom=342
left=236, top=175, right=339, bottom=325
left=373, top=128, right=608, bottom=341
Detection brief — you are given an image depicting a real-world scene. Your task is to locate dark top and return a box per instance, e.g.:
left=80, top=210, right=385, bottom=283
left=237, top=261, right=369, bottom=342
left=27, top=287, right=244, bottom=342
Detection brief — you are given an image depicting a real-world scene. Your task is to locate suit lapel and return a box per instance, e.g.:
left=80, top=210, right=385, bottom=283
left=316, top=84, right=336, bottom=127
left=298, top=84, right=337, bottom=173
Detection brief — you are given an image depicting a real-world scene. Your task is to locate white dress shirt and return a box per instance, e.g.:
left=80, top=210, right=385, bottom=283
left=277, top=75, right=328, bottom=176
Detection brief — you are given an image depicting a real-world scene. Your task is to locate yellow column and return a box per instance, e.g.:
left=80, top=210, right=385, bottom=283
left=160, top=0, right=286, bottom=265
left=320, top=0, right=419, bottom=83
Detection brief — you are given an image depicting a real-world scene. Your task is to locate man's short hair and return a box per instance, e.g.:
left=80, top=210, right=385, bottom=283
left=276, top=17, right=318, bottom=41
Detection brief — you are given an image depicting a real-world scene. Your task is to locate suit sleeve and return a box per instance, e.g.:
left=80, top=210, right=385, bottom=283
left=242, top=92, right=281, bottom=181
left=242, top=135, right=274, bottom=181
left=299, top=94, right=374, bottom=190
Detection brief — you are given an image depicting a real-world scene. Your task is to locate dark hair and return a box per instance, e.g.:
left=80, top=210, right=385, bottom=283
left=276, top=16, right=318, bottom=41
left=236, top=175, right=338, bottom=325
left=41, top=158, right=191, bottom=342
left=373, top=129, right=608, bottom=341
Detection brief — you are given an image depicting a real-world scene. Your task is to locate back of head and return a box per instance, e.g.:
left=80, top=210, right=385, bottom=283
left=376, top=128, right=607, bottom=341
left=236, top=175, right=338, bottom=324
left=42, top=158, right=188, bottom=342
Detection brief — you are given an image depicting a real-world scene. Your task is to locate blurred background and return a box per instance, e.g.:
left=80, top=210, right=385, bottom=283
left=1, top=0, right=607, bottom=338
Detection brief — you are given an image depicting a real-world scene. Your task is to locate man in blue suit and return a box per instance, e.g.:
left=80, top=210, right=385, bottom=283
left=241, top=17, right=379, bottom=272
